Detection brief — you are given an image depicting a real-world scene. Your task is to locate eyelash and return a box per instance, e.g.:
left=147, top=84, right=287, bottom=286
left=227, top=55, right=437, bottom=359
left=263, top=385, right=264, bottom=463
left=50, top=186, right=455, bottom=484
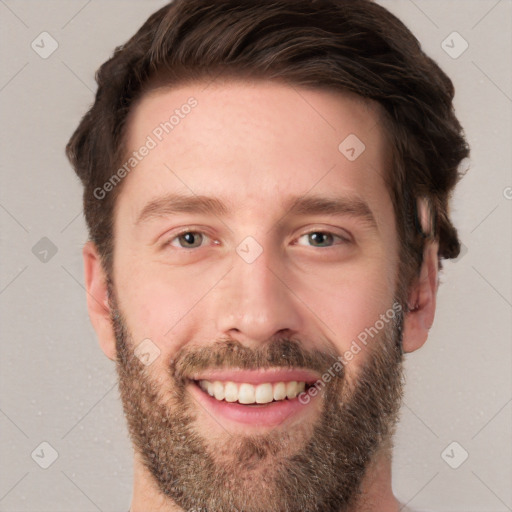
left=295, top=230, right=351, bottom=247
left=163, top=228, right=351, bottom=250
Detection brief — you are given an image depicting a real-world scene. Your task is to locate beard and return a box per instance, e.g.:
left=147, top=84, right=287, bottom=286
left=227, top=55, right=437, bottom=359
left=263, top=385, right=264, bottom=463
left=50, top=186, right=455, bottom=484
left=110, top=288, right=405, bottom=512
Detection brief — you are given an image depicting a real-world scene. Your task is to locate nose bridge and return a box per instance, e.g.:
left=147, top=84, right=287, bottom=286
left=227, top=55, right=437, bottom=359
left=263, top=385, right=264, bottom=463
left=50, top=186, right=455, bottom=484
left=214, top=236, right=302, bottom=344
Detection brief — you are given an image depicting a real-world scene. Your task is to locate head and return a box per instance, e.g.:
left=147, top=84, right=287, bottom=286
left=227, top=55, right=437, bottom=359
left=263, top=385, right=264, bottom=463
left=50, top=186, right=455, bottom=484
left=66, top=1, right=469, bottom=510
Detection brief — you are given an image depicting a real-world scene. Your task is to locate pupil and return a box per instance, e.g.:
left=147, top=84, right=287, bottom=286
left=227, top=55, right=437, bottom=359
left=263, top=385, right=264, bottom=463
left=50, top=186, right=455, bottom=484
left=310, top=232, right=330, bottom=246
left=182, top=232, right=200, bottom=247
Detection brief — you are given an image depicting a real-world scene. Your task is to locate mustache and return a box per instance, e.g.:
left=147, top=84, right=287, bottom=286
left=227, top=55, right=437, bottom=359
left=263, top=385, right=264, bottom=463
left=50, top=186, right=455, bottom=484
left=170, top=336, right=344, bottom=385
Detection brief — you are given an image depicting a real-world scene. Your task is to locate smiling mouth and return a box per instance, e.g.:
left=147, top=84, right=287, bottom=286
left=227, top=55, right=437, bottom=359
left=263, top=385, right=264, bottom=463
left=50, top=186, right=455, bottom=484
left=193, top=379, right=314, bottom=405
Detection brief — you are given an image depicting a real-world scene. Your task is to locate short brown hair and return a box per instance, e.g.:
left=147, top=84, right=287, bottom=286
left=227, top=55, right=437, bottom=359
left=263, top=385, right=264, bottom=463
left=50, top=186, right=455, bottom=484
left=66, top=0, right=469, bottom=297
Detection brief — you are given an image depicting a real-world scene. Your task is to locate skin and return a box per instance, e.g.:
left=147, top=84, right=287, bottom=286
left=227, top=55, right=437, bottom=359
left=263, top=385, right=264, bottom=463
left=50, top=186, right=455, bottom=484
left=82, top=79, right=439, bottom=511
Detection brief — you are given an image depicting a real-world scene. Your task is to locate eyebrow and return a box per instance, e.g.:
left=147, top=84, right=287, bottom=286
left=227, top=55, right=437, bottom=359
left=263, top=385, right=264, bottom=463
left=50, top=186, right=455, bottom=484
left=135, top=192, right=378, bottom=230
left=136, top=193, right=230, bottom=225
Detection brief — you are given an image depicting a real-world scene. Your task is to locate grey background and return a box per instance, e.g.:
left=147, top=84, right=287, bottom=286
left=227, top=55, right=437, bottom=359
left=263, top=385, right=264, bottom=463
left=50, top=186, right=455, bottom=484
left=0, top=1, right=511, bottom=511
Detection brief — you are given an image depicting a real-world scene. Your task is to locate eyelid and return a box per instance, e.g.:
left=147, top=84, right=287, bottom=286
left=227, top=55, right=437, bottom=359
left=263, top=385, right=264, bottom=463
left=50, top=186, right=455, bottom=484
left=162, top=225, right=353, bottom=250
left=294, top=228, right=352, bottom=247
left=163, top=227, right=215, bottom=249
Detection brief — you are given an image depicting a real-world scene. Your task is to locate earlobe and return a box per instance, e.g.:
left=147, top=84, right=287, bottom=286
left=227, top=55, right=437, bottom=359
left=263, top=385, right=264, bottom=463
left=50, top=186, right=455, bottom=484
left=401, top=240, right=439, bottom=353
left=83, top=241, right=117, bottom=360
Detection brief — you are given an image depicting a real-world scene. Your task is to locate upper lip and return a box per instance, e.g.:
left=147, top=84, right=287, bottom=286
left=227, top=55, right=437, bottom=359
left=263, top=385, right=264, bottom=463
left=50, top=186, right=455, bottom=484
left=189, top=368, right=321, bottom=385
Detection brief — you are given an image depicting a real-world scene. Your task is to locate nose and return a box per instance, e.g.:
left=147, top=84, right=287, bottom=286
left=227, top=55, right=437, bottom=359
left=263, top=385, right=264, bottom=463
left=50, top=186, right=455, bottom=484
left=213, top=241, right=303, bottom=347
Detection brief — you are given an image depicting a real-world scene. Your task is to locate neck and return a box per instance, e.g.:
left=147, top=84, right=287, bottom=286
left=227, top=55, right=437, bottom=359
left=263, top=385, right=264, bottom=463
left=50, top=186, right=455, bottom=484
left=129, top=445, right=400, bottom=512
left=354, top=438, right=401, bottom=512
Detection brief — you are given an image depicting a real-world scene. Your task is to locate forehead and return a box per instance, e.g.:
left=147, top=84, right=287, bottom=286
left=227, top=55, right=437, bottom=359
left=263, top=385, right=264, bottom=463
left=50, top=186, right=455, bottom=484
left=118, top=79, right=392, bottom=228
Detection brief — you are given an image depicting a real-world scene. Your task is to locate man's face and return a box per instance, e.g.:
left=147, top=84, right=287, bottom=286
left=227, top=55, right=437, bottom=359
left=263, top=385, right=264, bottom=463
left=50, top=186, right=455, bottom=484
left=109, top=80, right=405, bottom=511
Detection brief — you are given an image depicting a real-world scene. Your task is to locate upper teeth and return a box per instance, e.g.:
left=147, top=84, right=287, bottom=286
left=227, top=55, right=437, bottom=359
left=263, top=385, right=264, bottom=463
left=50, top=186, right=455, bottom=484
left=198, top=380, right=307, bottom=404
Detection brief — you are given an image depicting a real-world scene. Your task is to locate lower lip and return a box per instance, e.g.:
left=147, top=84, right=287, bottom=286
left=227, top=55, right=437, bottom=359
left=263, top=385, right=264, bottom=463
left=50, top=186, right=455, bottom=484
left=188, top=381, right=317, bottom=428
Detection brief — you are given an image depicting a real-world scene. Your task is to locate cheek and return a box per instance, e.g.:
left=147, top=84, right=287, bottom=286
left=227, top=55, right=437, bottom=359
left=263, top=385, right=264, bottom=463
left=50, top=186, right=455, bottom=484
left=114, top=264, right=211, bottom=356
left=308, top=258, right=396, bottom=351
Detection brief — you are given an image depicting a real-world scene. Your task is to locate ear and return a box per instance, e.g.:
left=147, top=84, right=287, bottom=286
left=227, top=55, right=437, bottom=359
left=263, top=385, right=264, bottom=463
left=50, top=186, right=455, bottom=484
left=82, top=241, right=117, bottom=360
left=401, top=240, right=439, bottom=353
